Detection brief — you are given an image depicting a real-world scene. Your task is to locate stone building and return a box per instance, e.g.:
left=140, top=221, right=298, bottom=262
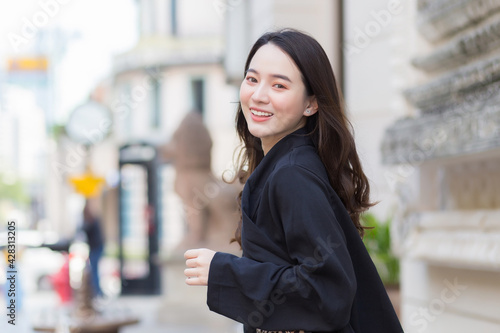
left=381, top=0, right=500, bottom=331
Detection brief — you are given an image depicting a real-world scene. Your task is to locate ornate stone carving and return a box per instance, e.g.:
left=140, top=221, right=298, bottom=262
left=384, top=0, right=500, bottom=296
left=382, top=0, right=500, bottom=166
left=442, top=159, right=500, bottom=209
left=381, top=102, right=500, bottom=164
left=416, top=0, right=500, bottom=42
left=403, top=55, right=500, bottom=110
left=390, top=182, right=421, bottom=256
left=415, top=79, right=500, bottom=116
left=412, top=13, right=500, bottom=72
left=383, top=0, right=500, bottom=164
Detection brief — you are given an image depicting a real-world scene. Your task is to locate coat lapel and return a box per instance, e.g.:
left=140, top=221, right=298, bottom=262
left=242, top=127, right=312, bottom=221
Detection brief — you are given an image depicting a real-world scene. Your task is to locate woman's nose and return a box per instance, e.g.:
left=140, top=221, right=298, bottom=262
left=251, top=84, right=270, bottom=104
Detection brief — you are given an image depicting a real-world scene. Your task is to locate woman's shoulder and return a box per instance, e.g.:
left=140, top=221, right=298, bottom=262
left=272, top=145, right=330, bottom=187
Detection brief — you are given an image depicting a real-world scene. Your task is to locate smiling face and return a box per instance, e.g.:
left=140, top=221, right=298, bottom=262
left=239, top=43, right=317, bottom=154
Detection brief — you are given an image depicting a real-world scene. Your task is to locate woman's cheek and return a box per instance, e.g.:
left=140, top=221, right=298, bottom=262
left=239, top=83, right=252, bottom=106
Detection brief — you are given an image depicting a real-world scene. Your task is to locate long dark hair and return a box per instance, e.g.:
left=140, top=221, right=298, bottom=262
left=232, top=29, right=374, bottom=245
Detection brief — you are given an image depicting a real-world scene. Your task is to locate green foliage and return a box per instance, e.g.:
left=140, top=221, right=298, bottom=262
left=362, top=213, right=400, bottom=286
left=48, top=123, right=66, bottom=140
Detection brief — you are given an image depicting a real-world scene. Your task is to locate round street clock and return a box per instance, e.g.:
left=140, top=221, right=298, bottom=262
left=65, top=100, right=112, bottom=146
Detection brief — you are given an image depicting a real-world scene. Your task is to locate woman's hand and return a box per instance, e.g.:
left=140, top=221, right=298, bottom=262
left=184, top=248, right=216, bottom=286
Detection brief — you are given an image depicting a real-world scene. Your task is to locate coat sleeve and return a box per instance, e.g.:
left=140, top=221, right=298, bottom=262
left=207, top=165, right=357, bottom=332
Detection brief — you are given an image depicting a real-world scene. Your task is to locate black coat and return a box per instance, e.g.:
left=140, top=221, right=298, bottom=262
left=207, top=128, right=403, bottom=333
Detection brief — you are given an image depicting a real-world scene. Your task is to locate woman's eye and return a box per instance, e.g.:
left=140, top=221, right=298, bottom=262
left=274, top=83, right=286, bottom=89
left=246, top=76, right=257, bottom=83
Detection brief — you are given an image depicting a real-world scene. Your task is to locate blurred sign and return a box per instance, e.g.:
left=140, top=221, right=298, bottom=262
left=69, top=172, right=105, bottom=198
left=7, top=57, right=48, bottom=72
left=119, top=144, right=156, bottom=162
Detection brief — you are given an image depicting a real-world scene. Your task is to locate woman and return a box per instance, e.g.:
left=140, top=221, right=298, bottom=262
left=184, top=29, right=403, bottom=333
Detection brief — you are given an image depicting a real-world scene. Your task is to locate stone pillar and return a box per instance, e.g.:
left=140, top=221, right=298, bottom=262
left=381, top=1, right=500, bottom=332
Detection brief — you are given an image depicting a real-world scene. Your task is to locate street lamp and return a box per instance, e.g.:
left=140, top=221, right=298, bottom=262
left=65, top=100, right=111, bottom=198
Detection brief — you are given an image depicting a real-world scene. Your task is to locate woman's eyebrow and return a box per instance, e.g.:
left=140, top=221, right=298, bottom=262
left=246, top=68, right=292, bottom=82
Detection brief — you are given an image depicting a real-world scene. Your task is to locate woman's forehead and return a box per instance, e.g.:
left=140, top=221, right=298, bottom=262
left=248, top=44, right=301, bottom=80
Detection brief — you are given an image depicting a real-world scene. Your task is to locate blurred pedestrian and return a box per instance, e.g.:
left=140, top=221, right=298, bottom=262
left=184, top=29, right=403, bottom=333
left=82, top=200, right=104, bottom=296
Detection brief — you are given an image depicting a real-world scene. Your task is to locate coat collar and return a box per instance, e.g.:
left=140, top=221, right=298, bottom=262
left=242, top=126, right=314, bottom=218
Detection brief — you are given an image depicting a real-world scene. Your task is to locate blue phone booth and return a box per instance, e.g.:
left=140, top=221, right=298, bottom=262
left=118, top=143, right=161, bottom=295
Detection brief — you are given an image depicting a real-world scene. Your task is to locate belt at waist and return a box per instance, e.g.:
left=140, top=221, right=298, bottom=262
left=257, top=328, right=307, bottom=333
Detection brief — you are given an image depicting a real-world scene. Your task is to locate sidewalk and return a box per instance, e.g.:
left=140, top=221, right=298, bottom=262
left=2, top=290, right=242, bottom=333
left=118, top=295, right=242, bottom=333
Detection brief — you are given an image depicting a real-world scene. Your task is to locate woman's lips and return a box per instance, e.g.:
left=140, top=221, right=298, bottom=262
left=250, top=108, right=273, bottom=122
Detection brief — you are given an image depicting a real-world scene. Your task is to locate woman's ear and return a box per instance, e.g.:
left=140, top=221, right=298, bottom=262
left=304, top=96, right=318, bottom=116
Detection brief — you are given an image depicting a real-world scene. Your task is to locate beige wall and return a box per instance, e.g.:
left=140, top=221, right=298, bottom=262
left=224, top=0, right=341, bottom=84
left=402, top=260, right=500, bottom=332
left=344, top=0, right=417, bottom=220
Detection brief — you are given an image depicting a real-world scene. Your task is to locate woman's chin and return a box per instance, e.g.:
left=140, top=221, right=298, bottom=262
left=247, top=126, right=269, bottom=140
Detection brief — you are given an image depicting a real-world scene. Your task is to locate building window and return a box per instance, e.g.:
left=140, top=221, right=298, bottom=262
left=151, top=78, right=161, bottom=129
left=122, top=83, right=133, bottom=138
left=190, top=78, right=204, bottom=116
left=140, top=0, right=156, bottom=36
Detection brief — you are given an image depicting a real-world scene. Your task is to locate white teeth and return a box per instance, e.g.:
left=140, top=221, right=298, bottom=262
left=251, top=109, right=272, bottom=117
